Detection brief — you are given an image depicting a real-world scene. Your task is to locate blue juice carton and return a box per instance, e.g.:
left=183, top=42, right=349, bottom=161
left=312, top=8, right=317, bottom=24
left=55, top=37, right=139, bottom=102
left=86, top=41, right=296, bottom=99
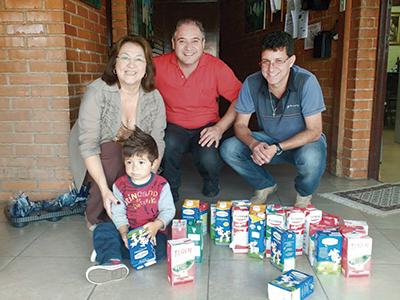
left=270, top=227, right=296, bottom=272
left=215, top=201, right=232, bottom=246
left=248, top=207, right=266, bottom=259
left=182, top=199, right=201, bottom=221
left=127, top=227, right=156, bottom=270
left=268, top=270, right=314, bottom=300
left=187, top=219, right=203, bottom=263
left=313, top=230, right=342, bottom=275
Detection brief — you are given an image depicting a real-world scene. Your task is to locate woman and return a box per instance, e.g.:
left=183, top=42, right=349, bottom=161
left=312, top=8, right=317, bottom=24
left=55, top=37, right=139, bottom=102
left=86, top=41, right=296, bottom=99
left=69, top=35, right=166, bottom=229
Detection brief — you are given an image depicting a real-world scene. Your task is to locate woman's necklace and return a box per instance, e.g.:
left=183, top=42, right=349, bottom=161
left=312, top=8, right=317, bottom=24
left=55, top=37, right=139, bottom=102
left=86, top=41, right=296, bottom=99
left=268, top=90, right=277, bottom=118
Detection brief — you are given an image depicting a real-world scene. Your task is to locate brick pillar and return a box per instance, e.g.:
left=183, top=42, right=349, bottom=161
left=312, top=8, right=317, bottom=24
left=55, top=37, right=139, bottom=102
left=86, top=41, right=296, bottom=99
left=340, top=0, right=379, bottom=178
left=112, top=0, right=128, bottom=42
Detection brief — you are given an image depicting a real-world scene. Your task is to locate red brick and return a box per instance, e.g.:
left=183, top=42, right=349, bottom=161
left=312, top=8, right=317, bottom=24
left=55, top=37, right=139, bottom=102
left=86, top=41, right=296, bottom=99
left=0, top=37, right=25, bottom=48
left=11, top=98, right=48, bottom=109
left=0, top=12, right=24, bottom=22
left=9, top=49, right=47, bottom=60
left=1, top=181, right=37, bottom=190
left=5, top=0, right=42, bottom=8
left=44, top=0, right=63, bottom=9
left=50, top=74, right=68, bottom=84
left=15, top=122, right=52, bottom=132
left=77, top=5, right=89, bottom=18
left=47, top=50, right=67, bottom=61
left=65, top=24, right=77, bottom=36
left=15, top=145, right=54, bottom=155
left=0, top=145, right=14, bottom=155
left=7, top=24, right=45, bottom=35
left=71, top=15, right=84, bottom=27
left=0, top=86, right=30, bottom=97
left=0, top=133, right=34, bottom=144
left=10, top=74, right=51, bottom=85
left=64, top=0, right=76, bottom=13
left=36, top=157, right=69, bottom=167
left=31, top=85, right=69, bottom=96
left=27, top=36, right=66, bottom=48
left=31, top=111, right=69, bottom=122
left=26, top=11, right=64, bottom=22
left=47, top=23, right=65, bottom=34
left=30, top=62, right=67, bottom=72
left=49, top=98, right=70, bottom=109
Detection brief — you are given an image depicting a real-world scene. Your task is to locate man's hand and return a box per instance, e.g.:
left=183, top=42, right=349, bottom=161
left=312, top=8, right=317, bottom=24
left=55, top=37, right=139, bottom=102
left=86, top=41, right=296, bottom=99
left=101, top=188, right=120, bottom=219
left=250, top=141, right=276, bottom=166
left=199, top=125, right=223, bottom=148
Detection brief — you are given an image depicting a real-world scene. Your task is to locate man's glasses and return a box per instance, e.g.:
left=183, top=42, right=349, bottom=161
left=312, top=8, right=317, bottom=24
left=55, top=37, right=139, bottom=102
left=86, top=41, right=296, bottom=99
left=260, top=57, right=291, bottom=68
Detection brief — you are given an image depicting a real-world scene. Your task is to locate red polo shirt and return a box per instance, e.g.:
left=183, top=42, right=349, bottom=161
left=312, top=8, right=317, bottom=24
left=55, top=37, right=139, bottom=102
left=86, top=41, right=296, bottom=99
left=154, top=52, right=242, bottom=129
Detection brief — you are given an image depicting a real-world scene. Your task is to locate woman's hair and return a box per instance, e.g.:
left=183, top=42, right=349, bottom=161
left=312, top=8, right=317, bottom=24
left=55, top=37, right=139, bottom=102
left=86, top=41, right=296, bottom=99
left=102, top=35, right=155, bottom=92
left=122, top=127, right=158, bottom=163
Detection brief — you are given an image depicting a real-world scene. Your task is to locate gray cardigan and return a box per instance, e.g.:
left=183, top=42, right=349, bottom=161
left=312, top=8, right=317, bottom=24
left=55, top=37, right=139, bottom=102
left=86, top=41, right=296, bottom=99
left=69, top=78, right=166, bottom=190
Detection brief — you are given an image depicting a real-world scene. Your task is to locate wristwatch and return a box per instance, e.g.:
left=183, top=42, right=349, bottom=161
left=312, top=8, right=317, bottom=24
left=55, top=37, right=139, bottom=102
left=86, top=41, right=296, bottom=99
left=273, top=143, right=283, bottom=156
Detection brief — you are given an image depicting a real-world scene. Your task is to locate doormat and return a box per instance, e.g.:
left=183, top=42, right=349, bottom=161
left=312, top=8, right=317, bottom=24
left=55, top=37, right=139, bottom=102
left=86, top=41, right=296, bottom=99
left=319, top=183, right=400, bottom=216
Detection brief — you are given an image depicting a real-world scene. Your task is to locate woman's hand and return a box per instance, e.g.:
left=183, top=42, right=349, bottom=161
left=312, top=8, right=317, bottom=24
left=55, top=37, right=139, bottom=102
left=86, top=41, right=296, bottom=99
left=101, top=188, right=120, bottom=219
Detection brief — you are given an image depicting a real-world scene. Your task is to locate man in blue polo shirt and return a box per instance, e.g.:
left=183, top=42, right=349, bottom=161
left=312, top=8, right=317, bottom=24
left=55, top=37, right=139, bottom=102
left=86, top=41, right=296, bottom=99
left=220, top=31, right=326, bottom=207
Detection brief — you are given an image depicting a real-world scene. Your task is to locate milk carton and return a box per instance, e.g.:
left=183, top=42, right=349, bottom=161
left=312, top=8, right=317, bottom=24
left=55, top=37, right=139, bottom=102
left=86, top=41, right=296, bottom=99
left=210, top=204, right=216, bottom=240
left=215, top=201, right=232, bottom=246
left=313, top=230, right=342, bottom=275
left=303, top=207, right=322, bottom=255
left=286, top=208, right=305, bottom=256
left=171, top=219, right=187, bottom=240
left=230, top=202, right=250, bottom=253
left=127, top=227, right=156, bottom=270
left=341, top=232, right=372, bottom=277
left=248, top=211, right=266, bottom=259
left=199, top=201, right=209, bottom=235
left=265, top=208, right=286, bottom=257
left=342, top=219, right=369, bottom=235
left=270, top=227, right=296, bottom=272
left=167, top=238, right=195, bottom=286
left=268, top=270, right=314, bottom=300
left=182, top=199, right=200, bottom=221
left=187, top=219, right=203, bottom=263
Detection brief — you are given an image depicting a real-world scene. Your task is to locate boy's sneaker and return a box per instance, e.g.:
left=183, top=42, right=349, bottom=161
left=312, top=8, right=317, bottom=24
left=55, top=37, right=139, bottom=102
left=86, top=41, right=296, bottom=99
left=295, top=194, right=312, bottom=208
left=250, top=184, right=278, bottom=204
left=86, top=259, right=129, bottom=285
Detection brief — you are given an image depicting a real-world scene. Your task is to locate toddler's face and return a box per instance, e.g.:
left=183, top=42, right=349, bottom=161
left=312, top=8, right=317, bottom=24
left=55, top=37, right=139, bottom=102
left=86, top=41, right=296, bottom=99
left=124, top=154, right=153, bottom=184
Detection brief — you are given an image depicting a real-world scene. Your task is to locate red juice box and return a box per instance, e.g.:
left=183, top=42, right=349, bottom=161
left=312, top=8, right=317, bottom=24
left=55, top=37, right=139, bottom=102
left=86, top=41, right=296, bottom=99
left=167, top=238, right=195, bottom=286
left=171, top=219, right=187, bottom=240
left=200, top=201, right=209, bottom=236
left=341, top=232, right=372, bottom=277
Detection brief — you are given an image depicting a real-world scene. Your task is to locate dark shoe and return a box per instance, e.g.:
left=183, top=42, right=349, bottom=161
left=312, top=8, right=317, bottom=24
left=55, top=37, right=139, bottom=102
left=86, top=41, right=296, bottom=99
left=202, top=180, right=220, bottom=198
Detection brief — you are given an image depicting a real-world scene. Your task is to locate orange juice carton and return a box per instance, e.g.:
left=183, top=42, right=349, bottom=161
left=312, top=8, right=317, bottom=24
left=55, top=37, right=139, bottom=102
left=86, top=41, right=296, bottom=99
left=171, top=219, right=187, bottom=240
left=167, top=238, right=195, bottom=286
left=303, top=208, right=322, bottom=255
left=187, top=219, right=203, bottom=263
left=229, top=202, right=250, bottom=253
left=127, top=227, right=156, bottom=270
left=313, top=230, right=342, bottom=275
left=182, top=199, right=200, bottom=221
left=248, top=210, right=266, bottom=259
left=210, top=204, right=216, bottom=240
left=268, top=270, right=314, bottom=300
left=270, top=227, right=296, bottom=272
left=215, top=201, right=232, bottom=246
left=286, top=208, right=305, bottom=256
left=341, top=232, right=372, bottom=277
left=265, top=208, right=286, bottom=257
left=199, top=201, right=209, bottom=236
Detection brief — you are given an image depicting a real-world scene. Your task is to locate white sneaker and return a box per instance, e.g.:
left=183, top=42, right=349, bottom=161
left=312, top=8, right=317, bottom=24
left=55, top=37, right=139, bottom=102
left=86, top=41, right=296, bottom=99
left=90, top=250, right=97, bottom=263
left=295, top=194, right=312, bottom=208
left=250, top=184, right=278, bottom=204
left=86, top=261, right=129, bottom=285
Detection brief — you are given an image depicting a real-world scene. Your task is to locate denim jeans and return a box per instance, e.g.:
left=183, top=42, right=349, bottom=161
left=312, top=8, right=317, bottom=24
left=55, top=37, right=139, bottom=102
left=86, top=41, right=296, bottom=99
left=93, top=222, right=167, bottom=264
left=161, top=123, right=224, bottom=201
left=220, top=131, right=327, bottom=196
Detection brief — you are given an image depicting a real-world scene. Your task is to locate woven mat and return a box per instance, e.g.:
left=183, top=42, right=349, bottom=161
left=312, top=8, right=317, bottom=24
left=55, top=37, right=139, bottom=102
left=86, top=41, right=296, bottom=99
left=319, top=183, right=400, bottom=216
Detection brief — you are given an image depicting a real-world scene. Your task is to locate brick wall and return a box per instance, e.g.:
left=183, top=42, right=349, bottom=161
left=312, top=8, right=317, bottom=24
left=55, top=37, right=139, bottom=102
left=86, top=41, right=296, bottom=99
left=0, top=0, right=109, bottom=202
left=220, top=0, right=379, bottom=179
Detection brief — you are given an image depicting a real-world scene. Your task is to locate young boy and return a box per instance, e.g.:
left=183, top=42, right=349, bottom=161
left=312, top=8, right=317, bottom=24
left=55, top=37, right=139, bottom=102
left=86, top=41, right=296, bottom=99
left=85, top=128, right=176, bottom=285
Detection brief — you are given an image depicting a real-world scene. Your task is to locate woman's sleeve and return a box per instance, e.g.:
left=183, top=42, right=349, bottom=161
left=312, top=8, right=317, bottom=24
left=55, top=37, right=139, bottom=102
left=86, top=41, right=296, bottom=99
left=150, top=90, right=166, bottom=159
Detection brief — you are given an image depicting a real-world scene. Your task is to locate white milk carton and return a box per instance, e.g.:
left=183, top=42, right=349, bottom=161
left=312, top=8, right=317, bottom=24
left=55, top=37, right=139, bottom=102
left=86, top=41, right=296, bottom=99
left=341, top=232, right=372, bottom=277
left=313, top=230, right=342, bottom=275
left=268, top=269, right=314, bottom=300
left=286, top=208, right=305, bottom=256
left=303, top=207, right=322, bottom=255
left=270, top=227, right=296, bottom=272
left=229, top=202, right=250, bottom=253
left=167, top=238, right=195, bottom=286
left=215, top=201, right=232, bottom=246
left=248, top=211, right=266, bottom=259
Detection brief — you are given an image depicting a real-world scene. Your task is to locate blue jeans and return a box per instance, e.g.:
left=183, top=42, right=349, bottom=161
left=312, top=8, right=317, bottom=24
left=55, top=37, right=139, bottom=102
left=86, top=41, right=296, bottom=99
left=162, top=123, right=224, bottom=200
left=220, top=131, right=327, bottom=196
left=93, top=222, right=167, bottom=264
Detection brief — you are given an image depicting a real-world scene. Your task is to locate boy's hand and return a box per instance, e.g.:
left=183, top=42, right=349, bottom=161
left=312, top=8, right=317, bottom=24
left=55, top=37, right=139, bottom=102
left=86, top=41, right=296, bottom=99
left=143, top=219, right=164, bottom=245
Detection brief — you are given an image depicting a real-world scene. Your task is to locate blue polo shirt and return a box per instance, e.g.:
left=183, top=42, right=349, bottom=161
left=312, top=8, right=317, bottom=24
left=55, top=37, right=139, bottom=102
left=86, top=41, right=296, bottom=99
left=235, top=65, right=325, bottom=142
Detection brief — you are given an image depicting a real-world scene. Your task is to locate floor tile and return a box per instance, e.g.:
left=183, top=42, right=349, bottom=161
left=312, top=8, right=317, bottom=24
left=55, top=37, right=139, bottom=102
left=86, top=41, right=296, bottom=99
left=367, top=229, right=400, bottom=265
left=379, top=229, right=400, bottom=250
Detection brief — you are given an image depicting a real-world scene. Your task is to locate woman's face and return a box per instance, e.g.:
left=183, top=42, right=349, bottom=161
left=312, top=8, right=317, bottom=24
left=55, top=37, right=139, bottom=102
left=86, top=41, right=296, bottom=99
left=115, top=42, right=147, bottom=87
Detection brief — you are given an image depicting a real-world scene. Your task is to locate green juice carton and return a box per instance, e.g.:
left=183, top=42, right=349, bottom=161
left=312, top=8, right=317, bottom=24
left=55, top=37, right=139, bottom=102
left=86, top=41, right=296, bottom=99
left=187, top=219, right=203, bottom=263
left=210, top=204, right=216, bottom=240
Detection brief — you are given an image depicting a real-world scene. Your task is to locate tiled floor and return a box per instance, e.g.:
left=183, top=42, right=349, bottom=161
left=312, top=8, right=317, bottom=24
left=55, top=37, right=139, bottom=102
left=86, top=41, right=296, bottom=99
left=1, top=160, right=400, bottom=300
left=380, top=129, right=400, bottom=182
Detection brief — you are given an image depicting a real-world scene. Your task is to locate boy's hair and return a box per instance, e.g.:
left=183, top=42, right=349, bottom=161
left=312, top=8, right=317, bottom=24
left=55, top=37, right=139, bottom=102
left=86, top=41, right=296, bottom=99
left=261, top=31, right=294, bottom=57
left=122, top=127, right=158, bottom=163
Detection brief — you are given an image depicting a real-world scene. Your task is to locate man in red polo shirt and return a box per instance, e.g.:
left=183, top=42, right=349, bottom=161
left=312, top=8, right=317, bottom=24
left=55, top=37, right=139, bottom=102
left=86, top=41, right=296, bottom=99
left=154, top=18, right=241, bottom=202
